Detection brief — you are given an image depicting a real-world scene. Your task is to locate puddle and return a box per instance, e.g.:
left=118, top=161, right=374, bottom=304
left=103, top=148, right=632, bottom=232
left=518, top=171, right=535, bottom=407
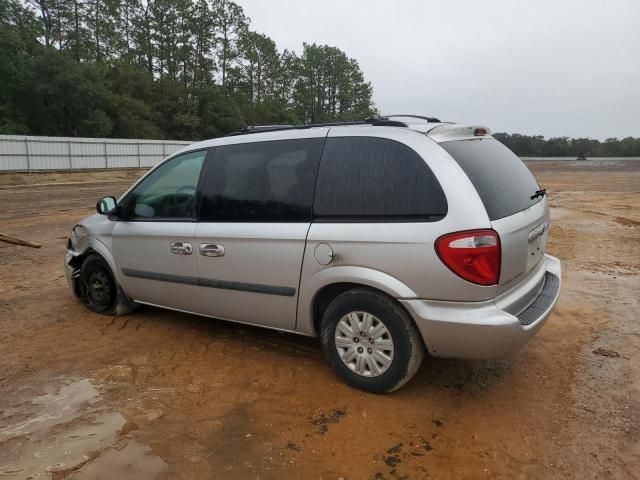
left=0, top=412, right=125, bottom=478
left=71, top=442, right=167, bottom=480
left=1, top=379, right=101, bottom=440
left=0, top=378, right=167, bottom=479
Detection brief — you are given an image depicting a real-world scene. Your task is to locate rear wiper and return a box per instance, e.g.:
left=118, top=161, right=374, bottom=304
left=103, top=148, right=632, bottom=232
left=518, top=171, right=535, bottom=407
left=530, top=188, right=546, bottom=200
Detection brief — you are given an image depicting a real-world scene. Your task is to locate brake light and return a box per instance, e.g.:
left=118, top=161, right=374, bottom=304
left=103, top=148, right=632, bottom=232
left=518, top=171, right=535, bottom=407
left=435, top=229, right=501, bottom=285
left=474, top=128, right=487, bottom=136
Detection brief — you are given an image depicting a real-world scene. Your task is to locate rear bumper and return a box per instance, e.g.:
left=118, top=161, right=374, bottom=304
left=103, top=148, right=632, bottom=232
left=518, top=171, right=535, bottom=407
left=401, top=254, right=561, bottom=360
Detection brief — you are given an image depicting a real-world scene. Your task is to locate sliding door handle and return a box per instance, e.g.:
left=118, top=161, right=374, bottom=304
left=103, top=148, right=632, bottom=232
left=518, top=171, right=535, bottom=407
left=199, top=243, right=225, bottom=257
left=170, top=242, right=193, bottom=255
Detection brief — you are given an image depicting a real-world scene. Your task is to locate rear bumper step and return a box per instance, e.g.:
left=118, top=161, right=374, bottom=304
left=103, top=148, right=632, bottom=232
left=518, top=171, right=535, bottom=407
left=517, top=272, right=560, bottom=326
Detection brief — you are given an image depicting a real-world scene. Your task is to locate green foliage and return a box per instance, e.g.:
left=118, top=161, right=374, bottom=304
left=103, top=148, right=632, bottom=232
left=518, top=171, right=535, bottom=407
left=23, top=53, right=115, bottom=137
left=494, top=133, right=640, bottom=157
left=0, top=0, right=376, bottom=139
left=293, top=43, right=375, bottom=123
left=0, top=0, right=41, bottom=133
left=103, top=61, right=163, bottom=138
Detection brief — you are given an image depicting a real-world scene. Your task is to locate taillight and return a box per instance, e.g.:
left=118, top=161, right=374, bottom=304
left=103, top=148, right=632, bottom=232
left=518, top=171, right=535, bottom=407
left=435, top=229, right=501, bottom=286
left=474, top=128, right=487, bottom=136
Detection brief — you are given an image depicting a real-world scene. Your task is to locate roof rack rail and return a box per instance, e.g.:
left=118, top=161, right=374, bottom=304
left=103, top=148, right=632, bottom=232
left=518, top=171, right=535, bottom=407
left=382, top=114, right=441, bottom=123
left=363, top=115, right=408, bottom=127
left=227, top=117, right=410, bottom=136
left=242, top=124, right=296, bottom=132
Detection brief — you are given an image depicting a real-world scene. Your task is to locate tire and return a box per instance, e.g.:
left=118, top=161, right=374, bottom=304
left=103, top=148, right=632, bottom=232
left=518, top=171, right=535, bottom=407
left=79, top=253, right=136, bottom=316
left=320, top=288, right=424, bottom=393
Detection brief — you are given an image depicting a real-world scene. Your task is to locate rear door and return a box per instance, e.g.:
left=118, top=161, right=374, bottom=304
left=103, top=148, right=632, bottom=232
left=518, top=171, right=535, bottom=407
left=112, top=149, right=208, bottom=311
left=439, top=137, right=549, bottom=288
left=192, top=135, right=325, bottom=330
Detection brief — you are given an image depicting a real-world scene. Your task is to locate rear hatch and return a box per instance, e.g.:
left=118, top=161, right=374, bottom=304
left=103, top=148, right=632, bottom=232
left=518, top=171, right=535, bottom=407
left=439, top=137, right=549, bottom=290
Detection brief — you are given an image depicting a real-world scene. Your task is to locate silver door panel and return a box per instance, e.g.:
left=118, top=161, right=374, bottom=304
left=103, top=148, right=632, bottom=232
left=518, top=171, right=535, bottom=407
left=193, top=223, right=308, bottom=330
left=112, top=221, right=199, bottom=312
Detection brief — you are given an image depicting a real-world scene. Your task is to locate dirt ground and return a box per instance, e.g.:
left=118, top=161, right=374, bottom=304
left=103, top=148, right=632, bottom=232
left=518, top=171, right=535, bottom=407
left=0, top=161, right=638, bottom=480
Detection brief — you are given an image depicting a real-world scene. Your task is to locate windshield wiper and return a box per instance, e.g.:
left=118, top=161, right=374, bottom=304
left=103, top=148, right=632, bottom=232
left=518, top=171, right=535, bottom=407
left=530, top=188, right=546, bottom=200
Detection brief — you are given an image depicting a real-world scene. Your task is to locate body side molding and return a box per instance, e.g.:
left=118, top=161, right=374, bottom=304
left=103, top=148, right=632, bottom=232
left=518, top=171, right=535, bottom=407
left=121, top=268, right=296, bottom=297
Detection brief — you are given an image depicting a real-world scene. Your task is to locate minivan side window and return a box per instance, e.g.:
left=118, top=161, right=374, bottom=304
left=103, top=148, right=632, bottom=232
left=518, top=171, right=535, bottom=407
left=124, top=150, right=206, bottom=220
left=313, top=137, right=448, bottom=221
left=200, top=138, right=324, bottom=222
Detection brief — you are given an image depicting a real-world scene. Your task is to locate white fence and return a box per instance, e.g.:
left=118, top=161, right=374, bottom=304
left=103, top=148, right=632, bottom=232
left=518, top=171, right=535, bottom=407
left=0, top=135, right=192, bottom=172
left=2, top=136, right=638, bottom=173
left=521, top=156, right=640, bottom=162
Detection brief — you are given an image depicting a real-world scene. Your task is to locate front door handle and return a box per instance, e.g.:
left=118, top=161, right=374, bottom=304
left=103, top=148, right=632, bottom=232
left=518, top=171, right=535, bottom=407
left=199, top=243, right=225, bottom=257
left=170, top=242, right=193, bottom=255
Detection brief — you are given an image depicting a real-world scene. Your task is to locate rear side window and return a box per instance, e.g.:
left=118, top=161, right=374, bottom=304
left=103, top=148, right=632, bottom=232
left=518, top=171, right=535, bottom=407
left=200, top=138, right=324, bottom=222
left=440, top=138, right=541, bottom=220
left=314, top=137, right=447, bottom=221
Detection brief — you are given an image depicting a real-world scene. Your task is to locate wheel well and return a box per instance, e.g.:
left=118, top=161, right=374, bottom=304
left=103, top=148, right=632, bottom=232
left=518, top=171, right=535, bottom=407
left=67, top=249, right=99, bottom=296
left=68, top=248, right=97, bottom=271
left=312, top=283, right=401, bottom=336
left=68, top=249, right=136, bottom=315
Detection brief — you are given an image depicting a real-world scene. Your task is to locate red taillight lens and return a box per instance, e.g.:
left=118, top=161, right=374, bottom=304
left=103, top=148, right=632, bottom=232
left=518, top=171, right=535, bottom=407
left=474, top=128, right=487, bottom=136
left=435, top=229, right=501, bottom=286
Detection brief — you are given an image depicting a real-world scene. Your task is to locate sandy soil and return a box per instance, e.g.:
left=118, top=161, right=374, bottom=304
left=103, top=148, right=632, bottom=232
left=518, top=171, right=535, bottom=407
left=0, top=161, right=638, bottom=480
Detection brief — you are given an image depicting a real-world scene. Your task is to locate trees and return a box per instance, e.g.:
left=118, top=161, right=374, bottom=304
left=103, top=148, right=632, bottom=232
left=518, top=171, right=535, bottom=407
left=85, top=0, right=125, bottom=61
left=0, top=0, right=41, bottom=133
left=211, top=0, right=247, bottom=89
left=493, top=133, right=640, bottom=157
left=0, top=0, right=376, bottom=139
left=23, top=54, right=114, bottom=137
left=292, top=43, right=374, bottom=123
left=190, top=0, right=215, bottom=86
left=25, top=0, right=52, bottom=47
left=233, top=31, right=279, bottom=103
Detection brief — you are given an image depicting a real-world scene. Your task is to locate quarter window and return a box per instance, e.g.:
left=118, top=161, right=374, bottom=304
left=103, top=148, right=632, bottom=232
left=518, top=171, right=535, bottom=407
left=124, top=150, right=206, bottom=220
left=440, top=138, right=541, bottom=220
left=313, top=137, right=447, bottom=220
left=200, top=138, right=324, bottom=222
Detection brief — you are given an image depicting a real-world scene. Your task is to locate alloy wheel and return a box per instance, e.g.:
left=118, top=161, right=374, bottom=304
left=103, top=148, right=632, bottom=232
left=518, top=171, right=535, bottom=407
left=334, top=311, right=394, bottom=377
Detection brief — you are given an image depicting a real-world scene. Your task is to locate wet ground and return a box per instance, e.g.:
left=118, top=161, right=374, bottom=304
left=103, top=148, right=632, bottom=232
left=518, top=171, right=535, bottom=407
left=0, top=162, right=638, bottom=479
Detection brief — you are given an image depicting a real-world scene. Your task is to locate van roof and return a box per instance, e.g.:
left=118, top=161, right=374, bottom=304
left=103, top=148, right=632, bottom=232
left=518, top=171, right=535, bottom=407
left=227, top=115, right=491, bottom=143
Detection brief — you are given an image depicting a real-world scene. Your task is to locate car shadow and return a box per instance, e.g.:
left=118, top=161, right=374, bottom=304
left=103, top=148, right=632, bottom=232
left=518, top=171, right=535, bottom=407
left=130, top=303, right=513, bottom=395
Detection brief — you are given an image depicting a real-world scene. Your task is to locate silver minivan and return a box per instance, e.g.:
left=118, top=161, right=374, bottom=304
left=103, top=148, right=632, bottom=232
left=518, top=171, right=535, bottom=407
left=65, top=115, right=561, bottom=393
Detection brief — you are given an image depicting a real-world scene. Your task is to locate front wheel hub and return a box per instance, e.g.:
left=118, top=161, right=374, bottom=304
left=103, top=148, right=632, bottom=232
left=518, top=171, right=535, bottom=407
left=87, top=269, right=112, bottom=309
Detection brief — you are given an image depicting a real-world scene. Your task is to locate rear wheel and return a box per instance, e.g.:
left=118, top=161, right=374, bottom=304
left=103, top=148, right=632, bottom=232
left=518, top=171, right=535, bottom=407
left=320, top=288, right=424, bottom=393
left=79, top=254, right=135, bottom=316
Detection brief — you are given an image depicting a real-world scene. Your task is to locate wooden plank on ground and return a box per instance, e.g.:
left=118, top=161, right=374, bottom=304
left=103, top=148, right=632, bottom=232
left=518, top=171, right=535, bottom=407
left=0, top=232, right=41, bottom=248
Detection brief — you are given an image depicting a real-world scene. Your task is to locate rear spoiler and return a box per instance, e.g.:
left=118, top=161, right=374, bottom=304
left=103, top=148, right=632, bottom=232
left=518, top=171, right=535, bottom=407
left=427, top=124, right=492, bottom=143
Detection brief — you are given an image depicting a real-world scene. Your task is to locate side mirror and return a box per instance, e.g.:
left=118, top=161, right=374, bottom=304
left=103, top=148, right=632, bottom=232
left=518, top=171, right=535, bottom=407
left=96, top=196, right=117, bottom=215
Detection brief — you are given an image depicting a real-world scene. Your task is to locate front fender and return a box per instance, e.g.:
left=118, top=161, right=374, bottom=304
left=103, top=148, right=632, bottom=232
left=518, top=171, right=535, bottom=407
left=295, top=265, right=417, bottom=336
left=68, top=235, right=120, bottom=284
left=68, top=214, right=119, bottom=278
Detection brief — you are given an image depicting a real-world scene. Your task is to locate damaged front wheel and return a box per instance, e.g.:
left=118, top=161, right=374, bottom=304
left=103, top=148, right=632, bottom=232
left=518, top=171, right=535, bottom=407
left=79, top=253, right=136, bottom=316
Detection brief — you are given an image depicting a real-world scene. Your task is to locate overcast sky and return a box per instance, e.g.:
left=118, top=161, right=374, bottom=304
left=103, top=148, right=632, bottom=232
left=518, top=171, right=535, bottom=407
left=236, top=0, right=639, bottom=139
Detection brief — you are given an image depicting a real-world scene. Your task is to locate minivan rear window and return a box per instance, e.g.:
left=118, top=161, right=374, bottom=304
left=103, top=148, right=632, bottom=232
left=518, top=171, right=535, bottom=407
left=440, top=138, right=541, bottom=220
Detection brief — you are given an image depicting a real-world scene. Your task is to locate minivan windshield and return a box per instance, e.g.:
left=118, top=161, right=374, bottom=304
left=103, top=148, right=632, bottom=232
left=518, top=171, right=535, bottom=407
left=440, top=138, right=542, bottom=220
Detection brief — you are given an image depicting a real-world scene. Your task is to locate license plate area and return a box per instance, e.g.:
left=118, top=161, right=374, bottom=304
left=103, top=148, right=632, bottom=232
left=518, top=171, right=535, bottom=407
left=527, top=221, right=548, bottom=270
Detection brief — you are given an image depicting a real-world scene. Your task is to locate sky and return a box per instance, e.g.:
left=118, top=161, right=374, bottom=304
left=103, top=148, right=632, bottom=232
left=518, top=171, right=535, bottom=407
left=235, top=0, right=640, bottom=139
